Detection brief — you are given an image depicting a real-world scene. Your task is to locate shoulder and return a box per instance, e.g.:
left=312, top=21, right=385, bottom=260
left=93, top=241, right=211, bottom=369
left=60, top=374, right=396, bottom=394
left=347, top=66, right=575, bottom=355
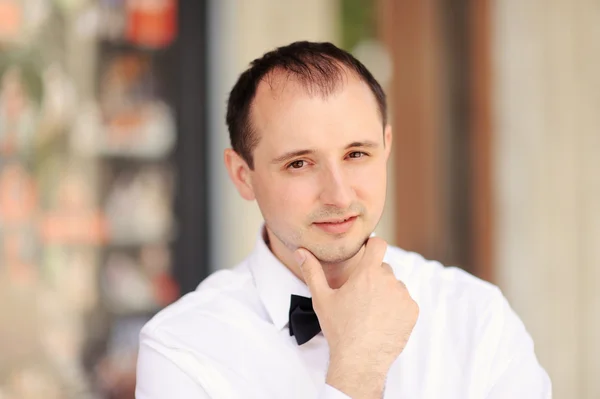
left=386, top=245, right=531, bottom=353
left=385, top=245, right=506, bottom=318
left=385, top=247, right=548, bottom=394
left=136, top=262, right=289, bottom=397
left=140, top=261, right=266, bottom=347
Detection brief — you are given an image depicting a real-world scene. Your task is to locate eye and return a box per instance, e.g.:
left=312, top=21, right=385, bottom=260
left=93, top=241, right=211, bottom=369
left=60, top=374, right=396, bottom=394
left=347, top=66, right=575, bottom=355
left=347, top=151, right=367, bottom=159
left=287, top=160, right=306, bottom=169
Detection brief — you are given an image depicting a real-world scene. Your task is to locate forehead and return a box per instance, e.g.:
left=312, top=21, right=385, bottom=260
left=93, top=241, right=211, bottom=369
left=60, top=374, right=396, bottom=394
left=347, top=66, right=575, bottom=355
left=250, top=71, right=382, bottom=151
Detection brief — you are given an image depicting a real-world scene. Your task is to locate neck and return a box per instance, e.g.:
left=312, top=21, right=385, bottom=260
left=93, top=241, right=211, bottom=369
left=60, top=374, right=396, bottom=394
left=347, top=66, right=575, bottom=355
left=265, top=227, right=365, bottom=290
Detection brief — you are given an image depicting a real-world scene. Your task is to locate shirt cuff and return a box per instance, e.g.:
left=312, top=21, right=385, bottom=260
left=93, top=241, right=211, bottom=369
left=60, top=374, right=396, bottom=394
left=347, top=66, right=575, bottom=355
left=319, top=384, right=352, bottom=399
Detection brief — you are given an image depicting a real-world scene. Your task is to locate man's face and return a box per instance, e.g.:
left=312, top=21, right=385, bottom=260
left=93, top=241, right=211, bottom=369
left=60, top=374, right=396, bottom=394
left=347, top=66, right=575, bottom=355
left=247, top=73, right=391, bottom=263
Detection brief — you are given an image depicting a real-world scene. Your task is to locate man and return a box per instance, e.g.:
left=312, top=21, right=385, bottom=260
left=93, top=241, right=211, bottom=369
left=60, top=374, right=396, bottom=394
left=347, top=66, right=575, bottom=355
left=135, top=41, right=551, bottom=398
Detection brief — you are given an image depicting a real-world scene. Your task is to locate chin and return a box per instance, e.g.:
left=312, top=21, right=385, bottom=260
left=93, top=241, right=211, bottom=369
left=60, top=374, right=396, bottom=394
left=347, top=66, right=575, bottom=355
left=306, top=235, right=367, bottom=264
left=315, top=253, right=356, bottom=265
left=266, top=218, right=371, bottom=261
left=314, top=247, right=362, bottom=264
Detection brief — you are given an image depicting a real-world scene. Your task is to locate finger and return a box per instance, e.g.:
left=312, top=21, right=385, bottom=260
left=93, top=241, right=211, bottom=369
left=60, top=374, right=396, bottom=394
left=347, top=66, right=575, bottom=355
left=396, top=279, right=408, bottom=291
left=294, top=248, right=331, bottom=298
left=362, top=237, right=388, bottom=266
left=381, top=262, right=394, bottom=275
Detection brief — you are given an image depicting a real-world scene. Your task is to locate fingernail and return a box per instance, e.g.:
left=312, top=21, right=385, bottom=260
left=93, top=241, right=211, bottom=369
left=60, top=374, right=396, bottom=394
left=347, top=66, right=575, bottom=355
left=294, top=250, right=306, bottom=266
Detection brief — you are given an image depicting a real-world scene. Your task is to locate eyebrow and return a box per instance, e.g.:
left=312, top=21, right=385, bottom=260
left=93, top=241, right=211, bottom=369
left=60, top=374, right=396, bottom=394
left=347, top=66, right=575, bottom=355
left=271, top=149, right=315, bottom=164
left=344, top=140, right=379, bottom=150
left=270, top=140, right=381, bottom=164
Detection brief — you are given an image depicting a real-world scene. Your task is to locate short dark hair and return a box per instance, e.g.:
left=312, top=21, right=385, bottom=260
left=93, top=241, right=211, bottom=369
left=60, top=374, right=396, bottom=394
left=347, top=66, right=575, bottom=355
left=226, top=41, right=387, bottom=169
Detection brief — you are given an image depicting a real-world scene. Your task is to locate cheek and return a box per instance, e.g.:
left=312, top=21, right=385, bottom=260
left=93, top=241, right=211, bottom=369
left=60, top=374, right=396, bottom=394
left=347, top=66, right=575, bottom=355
left=255, top=174, right=318, bottom=218
left=352, top=163, right=387, bottom=202
left=280, top=177, right=320, bottom=211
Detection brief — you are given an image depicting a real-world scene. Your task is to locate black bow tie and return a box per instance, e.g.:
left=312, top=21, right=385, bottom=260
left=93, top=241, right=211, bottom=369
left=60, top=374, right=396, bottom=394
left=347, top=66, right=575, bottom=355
left=288, top=294, right=321, bottom=345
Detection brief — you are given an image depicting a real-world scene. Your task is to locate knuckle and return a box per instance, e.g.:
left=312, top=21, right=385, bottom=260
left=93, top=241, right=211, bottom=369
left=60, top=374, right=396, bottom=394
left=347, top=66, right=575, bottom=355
left=385, top=276, right=398, bottom=289
left=381, top=262, right=394, bottom=274
left=410, top=300, right=420, bottom=317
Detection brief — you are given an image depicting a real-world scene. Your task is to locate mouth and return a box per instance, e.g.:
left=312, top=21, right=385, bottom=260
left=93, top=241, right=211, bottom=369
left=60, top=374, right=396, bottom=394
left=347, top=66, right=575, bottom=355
left=315, top=215, right=357, bottom=224
left=313, top=215, right=358, bottom=234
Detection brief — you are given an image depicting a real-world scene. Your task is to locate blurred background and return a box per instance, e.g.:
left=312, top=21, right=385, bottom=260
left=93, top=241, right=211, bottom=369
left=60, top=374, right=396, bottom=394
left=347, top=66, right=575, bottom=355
left=0, top=0, right=598, bottom=398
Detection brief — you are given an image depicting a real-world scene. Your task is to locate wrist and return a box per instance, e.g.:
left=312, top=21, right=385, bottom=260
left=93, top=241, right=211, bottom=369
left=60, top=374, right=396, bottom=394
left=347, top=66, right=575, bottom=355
left=326, top=356, right=387, bottom=399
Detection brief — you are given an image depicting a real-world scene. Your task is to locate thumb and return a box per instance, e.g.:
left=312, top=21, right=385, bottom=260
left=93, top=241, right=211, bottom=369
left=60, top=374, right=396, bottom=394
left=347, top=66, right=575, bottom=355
left=294, top=248, right=331, bottom=297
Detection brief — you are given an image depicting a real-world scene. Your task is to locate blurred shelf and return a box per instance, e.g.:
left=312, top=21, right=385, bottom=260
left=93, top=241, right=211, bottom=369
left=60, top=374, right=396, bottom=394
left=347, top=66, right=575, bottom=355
left=104, top=234, right=175, bottom=249
left=97, top=151, right=174, bottom=164
left=99, top=39, right=172, bottom=55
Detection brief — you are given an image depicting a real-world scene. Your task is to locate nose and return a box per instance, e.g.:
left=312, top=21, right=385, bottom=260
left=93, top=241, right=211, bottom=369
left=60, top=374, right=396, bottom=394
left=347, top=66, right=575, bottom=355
left=318, top=164, right=354, bottom=209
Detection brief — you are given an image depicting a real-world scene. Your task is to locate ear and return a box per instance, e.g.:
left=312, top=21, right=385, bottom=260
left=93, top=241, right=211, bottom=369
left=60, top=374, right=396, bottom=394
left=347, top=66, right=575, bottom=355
left=224, top=148, right=255, bottom=201
left=383, top=124, right=393, bottom=161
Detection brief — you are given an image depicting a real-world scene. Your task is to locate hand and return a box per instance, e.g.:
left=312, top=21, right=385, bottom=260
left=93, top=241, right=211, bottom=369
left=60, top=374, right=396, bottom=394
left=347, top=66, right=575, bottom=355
left=295, top=237, right=419, bottom=398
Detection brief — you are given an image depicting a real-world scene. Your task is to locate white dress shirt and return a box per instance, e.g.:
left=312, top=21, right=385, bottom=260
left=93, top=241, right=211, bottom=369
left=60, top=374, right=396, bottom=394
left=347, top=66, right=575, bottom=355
left=136, top=229, right=552, bottom=398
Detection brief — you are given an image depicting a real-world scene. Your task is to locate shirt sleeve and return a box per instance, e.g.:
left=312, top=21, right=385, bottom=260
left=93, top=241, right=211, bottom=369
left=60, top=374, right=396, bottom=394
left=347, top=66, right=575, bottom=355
left=319, top=384, right=353, bottom=399
left=484, top=293, right=552, bottom=398
left=135, top=336, right=210, bottom=399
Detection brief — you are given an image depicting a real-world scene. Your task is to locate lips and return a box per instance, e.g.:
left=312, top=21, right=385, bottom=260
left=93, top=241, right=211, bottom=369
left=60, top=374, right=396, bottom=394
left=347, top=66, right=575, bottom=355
left=313, top=215, right=358, bottom=234
left=315, top=215, right=357, bottom=224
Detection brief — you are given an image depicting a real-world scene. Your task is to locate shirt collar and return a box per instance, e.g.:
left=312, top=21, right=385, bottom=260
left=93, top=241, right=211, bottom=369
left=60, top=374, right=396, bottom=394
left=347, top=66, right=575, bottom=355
left=247, top=227, right=311, bottom=331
